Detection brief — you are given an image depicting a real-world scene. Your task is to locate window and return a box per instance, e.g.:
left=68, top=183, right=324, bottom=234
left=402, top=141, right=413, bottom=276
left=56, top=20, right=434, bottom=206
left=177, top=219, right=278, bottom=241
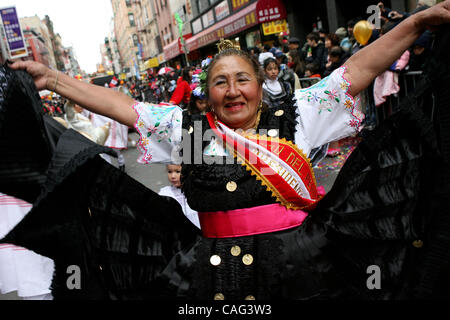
left=197, top=0, right=206, bottom=13
left=125, top=0, right=131, bottom=7
left=128, top=13, right=135, bottom=27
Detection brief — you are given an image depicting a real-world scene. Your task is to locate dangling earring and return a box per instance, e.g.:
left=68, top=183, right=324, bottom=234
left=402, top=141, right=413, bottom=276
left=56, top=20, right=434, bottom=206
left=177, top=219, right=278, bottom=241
left=252, top=101, right=263, bottom=130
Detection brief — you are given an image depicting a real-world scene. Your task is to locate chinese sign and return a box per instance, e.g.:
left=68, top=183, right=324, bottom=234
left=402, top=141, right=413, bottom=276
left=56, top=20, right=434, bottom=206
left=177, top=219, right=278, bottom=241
left=231, top=0, right=250, bottom=12
left=256, top=0, right=287, bottom=24
left=0, top=6, right=28, bottom=59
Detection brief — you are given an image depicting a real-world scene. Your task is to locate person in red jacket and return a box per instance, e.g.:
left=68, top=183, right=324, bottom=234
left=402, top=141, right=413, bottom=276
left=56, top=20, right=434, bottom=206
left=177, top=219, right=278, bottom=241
left=169, top=67, right=192, bottom=108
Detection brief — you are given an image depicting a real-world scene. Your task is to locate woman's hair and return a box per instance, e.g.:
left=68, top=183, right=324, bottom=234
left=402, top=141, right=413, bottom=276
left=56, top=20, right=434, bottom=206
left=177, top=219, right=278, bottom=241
left=306, top=32, right=320, bottom=43
left=263, top=57, right=279, bottom=71
left=288, top=50, right=306, bottom=76
left=305, top=63, right=319, bottom=74
left=187, top=92, right=208, bottom=114
left=329, top=46, right=343, bottom=58
left=205, top=47, right=265, bottom=98
left=181, top=67, right=191, bottom=82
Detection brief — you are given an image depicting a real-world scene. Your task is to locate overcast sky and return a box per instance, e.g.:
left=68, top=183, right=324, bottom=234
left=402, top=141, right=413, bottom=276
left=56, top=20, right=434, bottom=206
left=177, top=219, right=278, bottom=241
left=1, top=0, right=113, bottom=73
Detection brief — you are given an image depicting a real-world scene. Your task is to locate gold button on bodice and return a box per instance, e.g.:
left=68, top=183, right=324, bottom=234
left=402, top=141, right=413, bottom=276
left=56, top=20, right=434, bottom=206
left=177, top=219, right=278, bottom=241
left=214, top=293, right=225, bottom=300
left=413, top=240, right=424, bottom=248
left=274, top=110, right=284, bottom=117
left=245, top=295, right=256, bottom=300
left=231, top=246, right=241, bottom=256
left=268, top=129, right=278, bottom=137
left=210, top=255, right=221, bottom=266
left=226, top=181, right=237, bottom=192
left=242, top=254, right=254, bottom=265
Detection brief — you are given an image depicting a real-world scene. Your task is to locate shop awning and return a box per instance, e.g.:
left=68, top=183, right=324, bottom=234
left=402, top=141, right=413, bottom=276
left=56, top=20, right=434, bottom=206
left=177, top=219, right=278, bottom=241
left=256, top=0, right=286, bottom=24
left=186, top=1, right=258, bottom=53
left=163, top=34, right=193, bottom=61
left=163, top=40, right=181, bottom=61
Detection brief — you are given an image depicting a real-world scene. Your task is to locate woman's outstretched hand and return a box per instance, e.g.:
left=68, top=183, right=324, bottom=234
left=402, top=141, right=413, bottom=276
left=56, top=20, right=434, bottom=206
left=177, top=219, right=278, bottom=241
left=8, top=60, right=53, bottom=91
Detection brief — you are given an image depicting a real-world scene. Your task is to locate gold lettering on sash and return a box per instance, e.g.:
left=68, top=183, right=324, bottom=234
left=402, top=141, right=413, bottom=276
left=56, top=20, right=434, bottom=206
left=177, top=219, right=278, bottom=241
left=297, top=161, right=304, bottom=174
left=286, top=152, right=296, bottom=165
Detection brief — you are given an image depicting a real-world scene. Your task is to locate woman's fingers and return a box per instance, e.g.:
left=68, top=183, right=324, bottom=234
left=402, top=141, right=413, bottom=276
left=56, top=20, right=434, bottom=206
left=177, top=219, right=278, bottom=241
left=8, top=60, right=50, bottom=90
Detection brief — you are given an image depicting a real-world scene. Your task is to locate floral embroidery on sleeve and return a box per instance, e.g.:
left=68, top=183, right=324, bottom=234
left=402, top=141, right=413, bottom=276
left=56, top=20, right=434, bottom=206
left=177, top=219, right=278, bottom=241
left=293, top=66, right=365, bottom=152
left=296, top=66, right=363, bottom=130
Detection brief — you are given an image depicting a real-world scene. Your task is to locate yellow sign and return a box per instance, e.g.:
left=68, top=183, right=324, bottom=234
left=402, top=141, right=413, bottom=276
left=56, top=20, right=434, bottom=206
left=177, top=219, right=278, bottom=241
left=262, top=19, right=287, bottom=36
left=119, top=73, right=127, bottom=80
left=232, top=0, right=249, bottom=11
left=158, top=54, right=166, bottom=64
left=145, top=57, right=159, bottom=69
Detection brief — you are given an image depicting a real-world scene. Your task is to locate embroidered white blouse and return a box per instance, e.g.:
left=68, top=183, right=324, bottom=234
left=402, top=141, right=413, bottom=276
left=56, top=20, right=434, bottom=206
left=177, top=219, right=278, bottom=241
left=133, top=66, right=364, bottom=164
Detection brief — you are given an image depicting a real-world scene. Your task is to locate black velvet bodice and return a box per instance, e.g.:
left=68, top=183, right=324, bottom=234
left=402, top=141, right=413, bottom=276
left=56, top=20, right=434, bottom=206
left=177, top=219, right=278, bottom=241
left=181, top=99, right=297, bottom=212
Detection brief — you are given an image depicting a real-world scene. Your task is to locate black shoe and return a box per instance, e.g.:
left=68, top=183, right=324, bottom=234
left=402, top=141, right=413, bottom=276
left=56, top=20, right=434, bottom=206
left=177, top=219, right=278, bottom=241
left=119, top=165, right=125, bottom=172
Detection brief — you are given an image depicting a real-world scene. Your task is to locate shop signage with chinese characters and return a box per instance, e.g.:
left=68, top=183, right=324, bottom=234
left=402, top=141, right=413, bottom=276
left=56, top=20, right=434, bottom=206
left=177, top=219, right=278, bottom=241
left=187, top=2, right=257, bottom=52
left=231, top=0, right=250, bottom=12
left=262, top=19, right=287, bottom=36
left=256, top=0, right=287, bottom=24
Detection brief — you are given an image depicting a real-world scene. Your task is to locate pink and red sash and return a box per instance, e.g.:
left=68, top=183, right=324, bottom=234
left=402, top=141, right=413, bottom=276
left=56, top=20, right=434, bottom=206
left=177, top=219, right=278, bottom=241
left=206, top=112, right=321, bottom=211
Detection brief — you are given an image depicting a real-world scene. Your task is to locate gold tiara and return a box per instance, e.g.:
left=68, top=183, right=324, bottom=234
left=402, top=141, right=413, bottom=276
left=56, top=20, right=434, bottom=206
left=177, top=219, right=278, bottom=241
left=217, top=38, right=240, bottom=53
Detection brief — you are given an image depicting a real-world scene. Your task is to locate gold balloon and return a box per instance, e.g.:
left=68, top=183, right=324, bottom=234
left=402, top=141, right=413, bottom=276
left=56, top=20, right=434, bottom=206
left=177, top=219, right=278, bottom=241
left=353, top=20, right=373, bottom=46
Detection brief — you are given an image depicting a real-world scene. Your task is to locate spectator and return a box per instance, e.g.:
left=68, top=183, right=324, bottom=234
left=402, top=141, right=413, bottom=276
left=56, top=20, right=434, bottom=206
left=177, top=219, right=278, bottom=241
left=276, top=50, right=301, bottom=90
left=318, top=28, right=328, bottom=43
left=288, top=37, right=301, bottom=55
left=335, top=27, right=352, bottom=52
left=323, top=46, right=344, bottom=78
left=323, top=33, right=341, bottom=70
left=159, top=164, right=200, bottom=229
left=408, top=30, right=433, bottom=71
left=287, top=49, right=306, bottom=79
left=304, top=63, right=321, bottom=79
left=262, top=57, right=292, bottom=109
left=169, top=67, right=192, bottom=108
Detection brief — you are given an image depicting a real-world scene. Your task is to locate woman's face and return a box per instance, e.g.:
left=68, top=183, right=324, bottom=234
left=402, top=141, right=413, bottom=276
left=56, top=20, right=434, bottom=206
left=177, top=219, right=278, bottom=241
left=208, top=55, right=262, bottom=130
left=195, top=98, right=209, bottom=113
left=325, top=38, right=332, bottom=49
left=265, top=62, right=279, bottom=81
left=167, top=164, right=182, bottom=188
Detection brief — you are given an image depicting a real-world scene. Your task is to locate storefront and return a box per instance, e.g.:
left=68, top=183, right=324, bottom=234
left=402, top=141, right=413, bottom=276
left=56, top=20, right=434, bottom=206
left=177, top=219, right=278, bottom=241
left=186, top=1, right=259, bottom=57
left=163, top=0, right=289, bottom=66
left=256, top=0, right=288, bottom=47
left=163, top=34, right=192, bottom=68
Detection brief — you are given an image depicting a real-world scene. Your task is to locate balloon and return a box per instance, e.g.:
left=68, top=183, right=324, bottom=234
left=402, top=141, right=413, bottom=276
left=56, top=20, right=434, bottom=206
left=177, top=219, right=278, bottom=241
left=353, top=20, right=372, bottom=46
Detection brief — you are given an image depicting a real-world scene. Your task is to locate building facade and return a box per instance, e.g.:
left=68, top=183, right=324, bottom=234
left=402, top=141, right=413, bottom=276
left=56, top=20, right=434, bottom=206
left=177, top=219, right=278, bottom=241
left=134, top=0, right=161, bottom=61
left=111, top=0, right=141, bottom=76
left=22, top=29, right=49, bottom=66
left=19, top=15, right=57, bottom=69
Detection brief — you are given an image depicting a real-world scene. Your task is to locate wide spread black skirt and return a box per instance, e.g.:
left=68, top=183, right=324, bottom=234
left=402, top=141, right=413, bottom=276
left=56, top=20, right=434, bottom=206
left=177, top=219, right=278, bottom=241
left=1, top=27, right=450, bottom=300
